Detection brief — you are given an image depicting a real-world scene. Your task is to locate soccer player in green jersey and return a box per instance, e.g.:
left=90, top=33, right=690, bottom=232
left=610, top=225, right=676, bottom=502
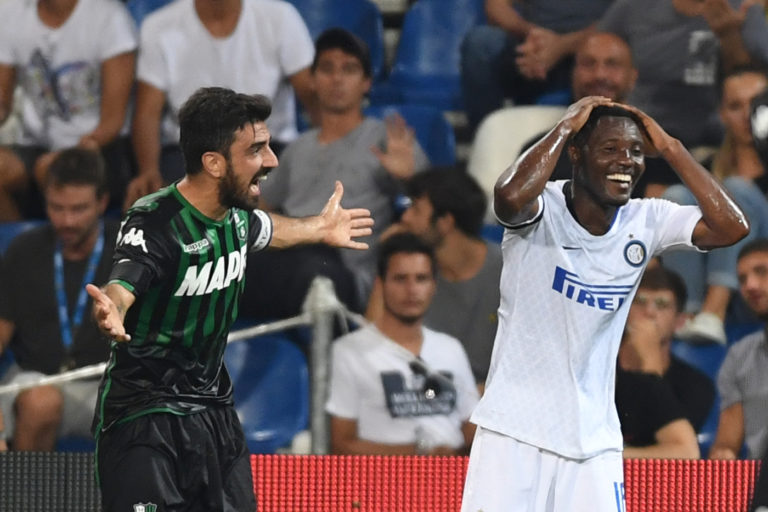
left=86, top=87, right=373, bottom=511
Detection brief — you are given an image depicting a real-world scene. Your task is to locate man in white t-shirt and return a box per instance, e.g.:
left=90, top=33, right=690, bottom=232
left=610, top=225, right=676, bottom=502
left=461, top=97, right=749, bottom=512
left=124, top=0, right=315, bottom=209
left=326, top=233, right=479, bottom=455
left=0, top=0, right=137, bottom=219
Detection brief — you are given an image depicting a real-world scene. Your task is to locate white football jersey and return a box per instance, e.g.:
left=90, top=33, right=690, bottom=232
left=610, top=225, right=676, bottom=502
left=472, top=181, right=703, bottom=459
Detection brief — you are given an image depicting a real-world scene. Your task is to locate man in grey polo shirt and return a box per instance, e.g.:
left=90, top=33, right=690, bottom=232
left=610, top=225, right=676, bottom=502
left=710, top=238, right=768, bottom=460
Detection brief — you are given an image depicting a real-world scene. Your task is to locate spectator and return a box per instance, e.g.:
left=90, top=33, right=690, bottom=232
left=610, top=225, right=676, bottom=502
left=258, top=28, right=429, bottom=307
left=367, top=169, right=501, bottom=389
left=0, top=148, right=115, bottom=450
left=460, top=0, right=614, bottom=132
left=615, top=366, right=700, bottom=459
left=662, top=67, right=768, bottom=344
left=124, top=0, right=316, bottom=209
left=520, top=31, right=638, bottom=182
left=710, top=238, right=768, bottom=460
left=0, top=0, right=137, bottom=219
left=599, top=0, right=768, bottom=166
left=618, top=266, right=715, bottom=434
left=326, top=233, right=479, bottom=455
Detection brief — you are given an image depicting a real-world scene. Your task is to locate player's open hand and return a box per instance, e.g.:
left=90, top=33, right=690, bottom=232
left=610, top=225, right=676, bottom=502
left=560, top=96, right=613, bottom=134
left=86, top=284, right=131, bottom=343
left=319, top=181, right=374, bottom=250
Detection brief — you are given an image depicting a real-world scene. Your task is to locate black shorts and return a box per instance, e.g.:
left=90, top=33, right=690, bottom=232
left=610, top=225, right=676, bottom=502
left=96, top=406, right=256, bottom=512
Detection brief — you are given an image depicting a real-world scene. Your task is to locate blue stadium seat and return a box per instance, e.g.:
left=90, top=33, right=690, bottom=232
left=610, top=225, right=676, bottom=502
left=364, top=104, right=457, bottom=166
left=369, top=0, right=484, bottom=110
left=224, top=334, right=309, bottom=454
left=481, top=223, right=504, bottom=244
left=125, top=0, right=174, bottom=27
left=670, top=340, right=727, bottom=383
left=0, top=220, right=44, bottom=255
left=55, top=436, right=96, bottom=452
left=285, top=0, right=385, bottom=81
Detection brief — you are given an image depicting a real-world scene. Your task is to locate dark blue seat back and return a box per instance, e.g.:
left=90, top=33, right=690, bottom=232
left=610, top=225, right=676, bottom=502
left=126, top=0, right=174, bottom=27
left=0, top=220, right=44, bottom=255
left=224, top=334, right=309, bottom=453
left=364, top=104, right=456, bottom=166
left=384, top=0, right=483, bottom=109
left=286, top=0, right=385, bottom=80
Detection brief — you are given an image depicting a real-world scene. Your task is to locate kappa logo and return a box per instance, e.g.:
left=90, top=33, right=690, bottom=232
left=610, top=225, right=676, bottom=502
left=120, top=227, right=148, bottom=253
left=182, top=238, right=211, bottom=254
left=133, top=504, right=157, bottom=512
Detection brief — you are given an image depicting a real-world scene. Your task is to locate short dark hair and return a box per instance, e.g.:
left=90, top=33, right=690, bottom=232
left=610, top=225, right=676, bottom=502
left=178, top=87, right=272, bottom=175
left=312, top=28, right=372, bottom=78
left=717, top=65, right=768, bottom=101
left=638, top=266, right=687, bottom=313
left=406, top=168, right=487, bottom=237
left=738, top=238, right=768, bottom=261
left=45, top=147, right=107, bottom=197
left=377, top=232, right=437, bottom=279
left=570, top=104, right=648, bottom=152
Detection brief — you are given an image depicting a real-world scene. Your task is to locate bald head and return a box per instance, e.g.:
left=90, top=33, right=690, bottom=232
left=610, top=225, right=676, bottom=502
left=572, top=32, right=637, bottom=102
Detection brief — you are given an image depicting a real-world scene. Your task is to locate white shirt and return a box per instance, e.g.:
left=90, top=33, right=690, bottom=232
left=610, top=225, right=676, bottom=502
left=326, top=324, right=479, bottom=449
left=472, top=180, right=703, bottom=459
left=137, top=0, right=314, bottom=144
left=0, top=0, right=137, bottom=149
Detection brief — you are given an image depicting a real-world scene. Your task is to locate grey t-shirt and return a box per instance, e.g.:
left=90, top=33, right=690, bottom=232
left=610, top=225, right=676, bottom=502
left=515, top=0, right=614, bottom=33
left=423, top=241, right=502, bottom=383
left=261, top=117, right=429, bottom=299
left=599, top=0, right=768, bottom=147
left=717, top=329, right=768, bottom=459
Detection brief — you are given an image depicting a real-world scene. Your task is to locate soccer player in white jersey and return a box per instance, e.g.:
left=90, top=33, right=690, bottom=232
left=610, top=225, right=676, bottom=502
left=460, top=96, right=749, bottom=512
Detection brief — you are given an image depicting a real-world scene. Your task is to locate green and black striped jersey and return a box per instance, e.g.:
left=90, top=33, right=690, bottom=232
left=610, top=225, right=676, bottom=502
left=93, top=184, right=272, bottom=435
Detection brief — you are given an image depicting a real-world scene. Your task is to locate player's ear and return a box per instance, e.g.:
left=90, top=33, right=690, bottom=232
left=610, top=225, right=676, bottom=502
left=201, top=151, right=225, bottom=179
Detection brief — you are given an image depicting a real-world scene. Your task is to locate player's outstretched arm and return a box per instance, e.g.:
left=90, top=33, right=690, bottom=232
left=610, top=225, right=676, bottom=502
left=494, top=96, right=612, bottom=226
left=86, top=283, right=135, bottom=343
left=268, top=181, right=374, bottom=249
left=623, top=104, right=749, bottom=250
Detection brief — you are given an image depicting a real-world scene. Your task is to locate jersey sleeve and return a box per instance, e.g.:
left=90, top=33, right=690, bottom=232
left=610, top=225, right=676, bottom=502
left=325, top=341, right=360, bottom=420
left=248, top=209, right=273, bottom=251
left=108, top=212, right=176, bottom=296
left=648, top=199, right=703, bottom=255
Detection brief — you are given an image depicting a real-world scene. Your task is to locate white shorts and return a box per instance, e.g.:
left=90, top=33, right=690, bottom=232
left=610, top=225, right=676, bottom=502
left=0, top=365, right=98, bottom=440
left=461, top=426, right=625, bottom=512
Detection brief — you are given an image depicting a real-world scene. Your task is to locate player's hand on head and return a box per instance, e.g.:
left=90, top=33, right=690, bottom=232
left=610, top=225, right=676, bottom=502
left=561, top=96, right=612, bottom=133
left=319, top=181, right=374, bottom=250
left=86, top=284, right=131, bottom=343
left=619, top=103, right=676, bottom=157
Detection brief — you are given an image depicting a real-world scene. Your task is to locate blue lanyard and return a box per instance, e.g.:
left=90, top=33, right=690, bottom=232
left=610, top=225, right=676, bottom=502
left=54, top=221, right=104, bottom=349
